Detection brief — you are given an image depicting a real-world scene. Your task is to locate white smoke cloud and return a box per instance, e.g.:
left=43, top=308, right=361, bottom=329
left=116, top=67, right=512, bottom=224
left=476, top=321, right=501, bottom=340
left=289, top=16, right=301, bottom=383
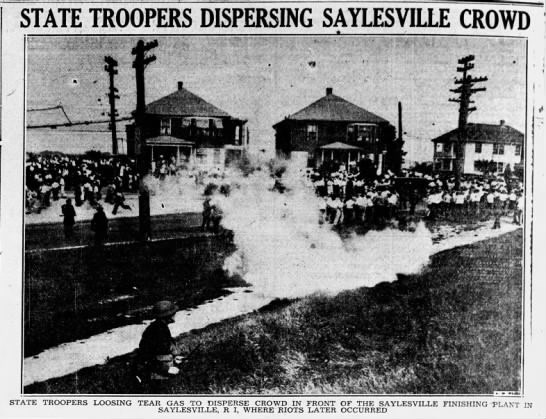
left=141, top=157, right=432, bottom=299
left=220, top=160, right=433, bottom=299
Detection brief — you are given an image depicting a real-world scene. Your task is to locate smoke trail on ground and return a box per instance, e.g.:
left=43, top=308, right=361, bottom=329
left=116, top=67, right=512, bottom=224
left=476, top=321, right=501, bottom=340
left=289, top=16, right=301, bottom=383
left=219, top=159, right=432, bottom=299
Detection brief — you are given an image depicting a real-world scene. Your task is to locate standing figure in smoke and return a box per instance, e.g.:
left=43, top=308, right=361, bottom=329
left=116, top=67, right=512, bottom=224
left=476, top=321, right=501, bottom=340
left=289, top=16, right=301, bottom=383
left=61, top=198, right=76, bottom=239
left=201, top=196, right=212, bottom=232
left=210, top=196, right=224, bottom=235
left=91, top=205, right=108, bottom=246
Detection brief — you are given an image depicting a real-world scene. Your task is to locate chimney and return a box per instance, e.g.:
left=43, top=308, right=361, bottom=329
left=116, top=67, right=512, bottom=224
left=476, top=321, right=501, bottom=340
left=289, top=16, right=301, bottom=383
left=500, top=119, right=505, bottom=126
left=326, top=87, right=333, bottom=96
left=178, top=81, right=184, bottom=90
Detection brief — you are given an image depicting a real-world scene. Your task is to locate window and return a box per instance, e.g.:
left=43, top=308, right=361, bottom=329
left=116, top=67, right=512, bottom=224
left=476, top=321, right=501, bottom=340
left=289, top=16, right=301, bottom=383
left=475, top=143, right=482, bottom=153
left=307, top=124, right=318, bottom=142
left=435, top=143, right=443, bottom=153
left=493, top=143, right=504, bottom=155
left=515, top=145, right=521, bottom=156
left=497, top=162, right=504, bottom=173
left=160, top=118, right=171, bottom=135
left=441, top=159, right=452, bottom=171
left=347, top=124, right=376, bottom=143
left=209, top=119, right=216, bottom=138
left=474, top=161, right=480, bottom=172
left=213, top=148, right=222, bottom=165
left=195, top=148, right=207, bottom=164
left=444, top=143, right=451, bottom=154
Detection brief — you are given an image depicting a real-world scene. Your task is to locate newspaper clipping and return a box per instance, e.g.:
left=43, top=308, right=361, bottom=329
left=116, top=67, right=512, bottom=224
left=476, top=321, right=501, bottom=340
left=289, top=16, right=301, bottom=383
left=0, top=0, right=545, bottom=418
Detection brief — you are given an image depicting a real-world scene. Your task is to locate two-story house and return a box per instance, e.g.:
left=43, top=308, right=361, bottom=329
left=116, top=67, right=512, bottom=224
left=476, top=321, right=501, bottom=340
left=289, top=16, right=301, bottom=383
left=431, top=121, right=524, bottom=175
left=273, top=87, right=395, bottom=170
left=126, top=82, right=247, bottom=170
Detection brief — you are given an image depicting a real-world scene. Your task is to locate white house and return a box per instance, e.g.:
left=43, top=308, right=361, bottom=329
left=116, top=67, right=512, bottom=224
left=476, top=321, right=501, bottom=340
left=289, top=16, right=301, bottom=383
left=431, top=121, right=523, bottom=175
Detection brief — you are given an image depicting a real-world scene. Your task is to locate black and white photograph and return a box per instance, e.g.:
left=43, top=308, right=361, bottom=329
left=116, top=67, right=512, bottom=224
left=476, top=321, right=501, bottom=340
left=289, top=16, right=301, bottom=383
left=0, top=1, right=544, bottom=418
left=22, top=34, right=527, bottom=395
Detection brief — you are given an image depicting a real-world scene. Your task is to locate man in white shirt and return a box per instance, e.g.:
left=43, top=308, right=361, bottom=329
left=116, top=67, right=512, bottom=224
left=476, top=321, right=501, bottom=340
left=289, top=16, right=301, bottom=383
left=508, top=190, right=517, bottom=212
left=514, top=193, right=524, bottom=225
left=344, top=197, right=355, bottom=224
left=454, top=190, right=466, bottom=220
left=326, top=196, right=335, bottom=223
left=332, top=197, right=343, bottom=226
left=318, top=197, right=327, bottom=224
left=387, top=191, right=399, bottom=219
left=469, top=189, right=481, bottom=217
left=498, top=189, right=509, bottom=214
left=355, top=194, right=366, bottom=223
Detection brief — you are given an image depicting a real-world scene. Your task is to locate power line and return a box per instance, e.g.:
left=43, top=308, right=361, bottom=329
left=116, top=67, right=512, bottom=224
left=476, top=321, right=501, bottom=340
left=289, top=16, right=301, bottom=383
left=27, top=116, right=133, bottom=129
left=28, top=104, right=72, bottom=124
left=28, top=128, right=127, bottom=133
left=28, top=105, right=64, bottom=112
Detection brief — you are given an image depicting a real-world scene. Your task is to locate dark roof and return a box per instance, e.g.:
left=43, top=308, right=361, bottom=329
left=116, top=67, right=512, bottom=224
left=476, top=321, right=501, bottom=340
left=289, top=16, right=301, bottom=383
left=274, top=91, right=388, bottom=126
left=146, top=87, right=231, bottom=118
left=431, top=123, right=523, bottom=145
left=319, top=142, right=363, bottom=150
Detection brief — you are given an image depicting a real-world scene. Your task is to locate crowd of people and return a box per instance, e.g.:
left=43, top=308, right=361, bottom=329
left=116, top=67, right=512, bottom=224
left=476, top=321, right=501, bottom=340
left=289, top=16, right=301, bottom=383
left=25, top=154, right=139, bottom=214
left=423, top=175, right=524, bottom=226
left=307, top=166, right=524, bottom=228
left=26, top=152, right=525, bottom=245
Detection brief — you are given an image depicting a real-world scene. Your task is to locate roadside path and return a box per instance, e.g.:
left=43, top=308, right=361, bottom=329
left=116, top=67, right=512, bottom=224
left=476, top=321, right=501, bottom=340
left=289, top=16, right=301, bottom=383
left=25, top=212, right=203, bottom=251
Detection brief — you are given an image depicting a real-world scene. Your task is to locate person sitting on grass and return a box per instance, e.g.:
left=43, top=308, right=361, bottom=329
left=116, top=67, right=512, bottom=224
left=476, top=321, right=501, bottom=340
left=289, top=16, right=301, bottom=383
left=136, top=301, right=183, bottom=391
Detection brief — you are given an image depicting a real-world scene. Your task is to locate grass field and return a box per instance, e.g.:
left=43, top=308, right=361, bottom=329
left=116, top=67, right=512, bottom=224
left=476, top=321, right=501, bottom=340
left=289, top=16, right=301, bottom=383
left=26, top=229, right=522, bottom=394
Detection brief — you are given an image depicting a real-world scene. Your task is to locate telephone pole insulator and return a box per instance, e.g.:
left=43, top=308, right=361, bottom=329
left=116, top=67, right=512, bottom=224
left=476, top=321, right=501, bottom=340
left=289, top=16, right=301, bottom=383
left=449, top=55, right=487, bottom=189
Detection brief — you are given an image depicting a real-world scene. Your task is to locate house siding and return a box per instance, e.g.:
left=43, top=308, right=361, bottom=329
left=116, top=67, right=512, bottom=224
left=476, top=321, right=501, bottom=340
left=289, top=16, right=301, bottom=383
left=463, top=143, right=522, bottom=174
left=276, top=120, right=389, bottom=164
left=431, top=122, right=524, bottom=175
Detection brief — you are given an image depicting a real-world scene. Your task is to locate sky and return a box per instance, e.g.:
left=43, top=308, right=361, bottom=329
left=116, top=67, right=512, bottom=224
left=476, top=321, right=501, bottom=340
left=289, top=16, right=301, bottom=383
left=27, top=36, right=526, bottom=162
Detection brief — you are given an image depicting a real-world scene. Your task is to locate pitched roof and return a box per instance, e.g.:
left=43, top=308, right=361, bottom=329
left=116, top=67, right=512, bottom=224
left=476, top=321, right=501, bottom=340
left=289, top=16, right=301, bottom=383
left=431, top=123, right=523, bottom=145
left=146, top=87, right=231, bottom=118
left=319, top=142, right=363, bottom=150
left=275, top=91, right=388, bottom=126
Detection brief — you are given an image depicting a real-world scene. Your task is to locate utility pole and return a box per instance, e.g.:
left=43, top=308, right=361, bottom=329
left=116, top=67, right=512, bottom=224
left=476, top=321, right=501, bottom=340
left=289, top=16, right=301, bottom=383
left=449, top=55, right=487, bottom=189
left=132, top=39, right=158, bottom=241
left=104, top=56, right=119, bottom=155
